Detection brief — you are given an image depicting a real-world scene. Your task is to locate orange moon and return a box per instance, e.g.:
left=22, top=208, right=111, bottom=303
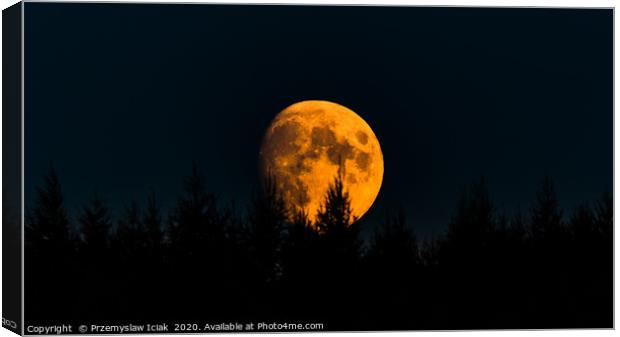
left=259, top=100, right=384, bottom=224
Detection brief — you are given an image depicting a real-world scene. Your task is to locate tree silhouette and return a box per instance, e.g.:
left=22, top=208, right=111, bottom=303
left=26, top=166, right=73, bottom=258
left=143, top=190, right=163, bottom=258
left=113, top=201, right=147, bottom=260
left=440, top=176, right=497, bottom=298
left=591, top=191, right=613, bottom=325
left=22, top=167, right=612, bottom=329
left=280, top=208, right=320, bottom=291
left=315, top=173, right=361, bottom=261
left=78, top=192, right=112, bottom=260
left=436, top=177, right=498, bottom=327
left=310, top=173, right=362, bottom=326
left=168, top=163, right=222, bottom=259
left=594, top=191, right=613, bottom=238
left=446, top=177, right=495, bottom=246
left=368, top=208, right=420, bottom=268
left=529, top=176, right=565, bottom=242
left=105, top=194, right=165, bottom=319
left=316, top=174, right=353, bottom=230
left=365, top=209, right=424, bottom=327
left=165, top=163, right=243, bottom=319
left=24, top=167, right=75, bottom=320
left=248, top=174, right=288, bottom=283
left=571, top=203, right=596, bottom=243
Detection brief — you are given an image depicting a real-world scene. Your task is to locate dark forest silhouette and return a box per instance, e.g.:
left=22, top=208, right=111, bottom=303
left=24, top=166, right=612, bottom=330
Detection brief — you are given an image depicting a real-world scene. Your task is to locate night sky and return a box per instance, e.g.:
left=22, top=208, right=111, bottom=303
left=25, top=4, right=612, bottom=238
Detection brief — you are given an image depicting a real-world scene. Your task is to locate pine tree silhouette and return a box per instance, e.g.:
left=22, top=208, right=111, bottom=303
left=21, top=166, right=612, bottom=329
left=315, top=173, right=361, bottom=262
left=311, top=173, right=362, bottom=326
left=78, top=193, right=112, bottom=261
left=369, top=208, right=420, bottom=268
left=143, top=190, right=163, bottom=258
left=438, top=177, right=500, bottom=328
left=25, top=166, right=75, bottom=320
left=107, top=194, right=165, bottom=318
left=113, top=201, right=147, bottom=260
left=594, top=191, right=613, bottom=238
left=280, top=207, right=319, bottom=290
left=365, top=209, right=423, bottom=327
left=280, top=207, right=319, bottom=291
left=446, top=177, right=495, bottom=246
left=529, top=176, right=565, bottom=242
left=249, top=173, right=288, bottom=283
left=316, top=175, right=353, bottom=230
left=26, top=166, right=73, bottom=258
left=571, top=204, right=596, bottom=242
left=168, top=163, right=221, bottom=259
left=591, top=191, right=613, bottom=325
left=165, top=163, right=239, bottom=319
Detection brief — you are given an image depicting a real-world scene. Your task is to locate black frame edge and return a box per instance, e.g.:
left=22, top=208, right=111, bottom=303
left=2, top=1, right=23, bottom=336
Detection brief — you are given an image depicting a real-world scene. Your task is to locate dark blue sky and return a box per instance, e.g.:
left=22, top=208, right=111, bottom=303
left=25, top=4, right=612, bottom=238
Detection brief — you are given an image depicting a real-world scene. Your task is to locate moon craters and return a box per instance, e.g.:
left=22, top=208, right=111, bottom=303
left=267, top=121, right=302, bottom=157
left=356, top=130, right=369, bottom=145
left=260, top=100, right=384, bottom=224
left=311, top=126, right=356, bottom=166
left=355, top=151, right=370, bottom=171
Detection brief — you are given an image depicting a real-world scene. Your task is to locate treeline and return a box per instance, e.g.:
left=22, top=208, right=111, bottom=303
left=24, top=166, right=612, bottom=329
